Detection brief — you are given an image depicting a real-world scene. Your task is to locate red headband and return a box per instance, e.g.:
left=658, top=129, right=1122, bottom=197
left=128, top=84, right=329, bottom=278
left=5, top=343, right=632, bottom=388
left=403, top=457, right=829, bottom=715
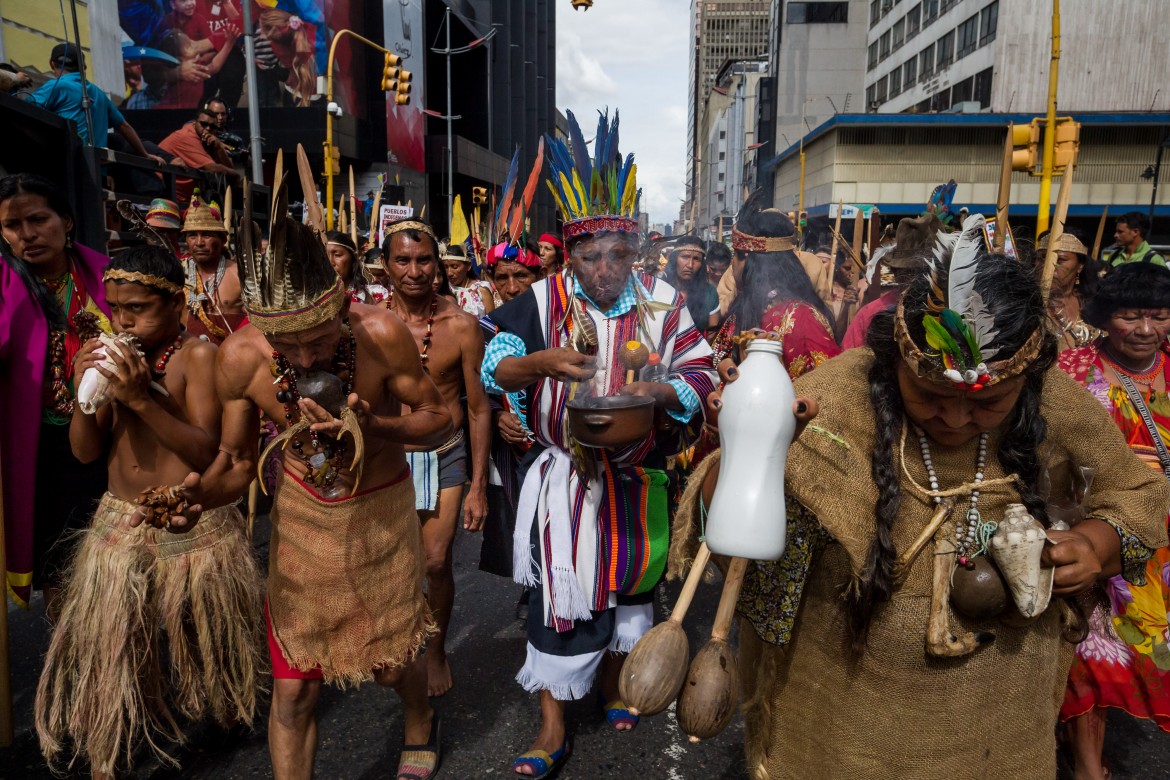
left=487, top=242, right=541, bottom=270
left=538, top=233, right=564, bottom=249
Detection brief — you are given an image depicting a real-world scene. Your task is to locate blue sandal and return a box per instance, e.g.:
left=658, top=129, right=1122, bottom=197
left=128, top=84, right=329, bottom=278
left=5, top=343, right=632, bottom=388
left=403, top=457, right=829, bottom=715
left=511, top=739, right=570, bottom=778
left=604, top=699, right=640, bottom=731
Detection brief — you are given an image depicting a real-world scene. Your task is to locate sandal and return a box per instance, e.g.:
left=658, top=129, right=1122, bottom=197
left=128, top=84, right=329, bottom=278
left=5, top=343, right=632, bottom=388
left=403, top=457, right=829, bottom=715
left=512, top=739, right=570, bottom=779
left=397, top=714, right=441, bottom=780
left=604, top=699, right=639, bottom=732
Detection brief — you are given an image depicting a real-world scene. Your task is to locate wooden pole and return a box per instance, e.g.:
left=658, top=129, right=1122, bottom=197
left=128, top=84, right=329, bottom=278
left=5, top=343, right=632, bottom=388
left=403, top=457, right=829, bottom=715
left=0, top=442, right=14, bottom=747
left=348, top=166, right=358, bottom=245
left=995, top=127, right=1013, bottom=251
left=852, top=209, right=864, bottom=267
left=1040, top=159, right=1076, bottom=303
left=829, top=199, right=843, bottom=259
left=367, top=189, right=383, bottom=251
left=1091, top=206, right=1109, bottom=261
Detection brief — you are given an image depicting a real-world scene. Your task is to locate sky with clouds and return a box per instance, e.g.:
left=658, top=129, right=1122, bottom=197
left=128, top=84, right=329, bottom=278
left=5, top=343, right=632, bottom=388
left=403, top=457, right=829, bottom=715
left=556, top=1, right=689, bottom=226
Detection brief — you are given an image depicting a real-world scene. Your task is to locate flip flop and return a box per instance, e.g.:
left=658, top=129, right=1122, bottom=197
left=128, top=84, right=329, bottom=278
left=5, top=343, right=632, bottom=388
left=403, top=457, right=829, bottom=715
left=604, top=699, right=639, bottom=732
left=398, top=714, right=441, bottom=780
left=511, top=739, right=570, bottom=779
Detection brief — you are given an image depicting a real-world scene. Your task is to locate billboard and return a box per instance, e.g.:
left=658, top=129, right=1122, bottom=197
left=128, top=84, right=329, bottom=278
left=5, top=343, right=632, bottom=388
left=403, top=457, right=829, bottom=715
left=382, top=0, right=425, bottom=172
left=117, top=0, right=362, bottom=114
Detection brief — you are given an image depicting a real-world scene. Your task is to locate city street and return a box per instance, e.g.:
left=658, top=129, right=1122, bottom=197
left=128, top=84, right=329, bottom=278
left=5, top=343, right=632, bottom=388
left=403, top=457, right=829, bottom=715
left=2, top=514, right=1169, bottom=779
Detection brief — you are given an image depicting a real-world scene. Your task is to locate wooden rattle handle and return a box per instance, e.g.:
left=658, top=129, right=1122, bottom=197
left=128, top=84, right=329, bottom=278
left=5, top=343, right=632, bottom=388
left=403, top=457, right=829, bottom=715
left=625, top=369, right=636, bottom=385
left=669, top=542, right=712, bottom=623
left=710, top=556, right=749, bottom=642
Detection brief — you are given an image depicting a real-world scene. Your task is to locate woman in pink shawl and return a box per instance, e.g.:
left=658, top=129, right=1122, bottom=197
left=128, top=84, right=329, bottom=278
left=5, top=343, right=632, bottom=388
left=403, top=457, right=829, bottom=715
left=0, top=174, right=111, bottom=611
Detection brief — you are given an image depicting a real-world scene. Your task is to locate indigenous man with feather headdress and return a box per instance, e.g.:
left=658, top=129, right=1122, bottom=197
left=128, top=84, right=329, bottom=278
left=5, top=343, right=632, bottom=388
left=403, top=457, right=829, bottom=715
left=145, top=147, right=453, bottom=780
left=482, top=110, right=717, bottom=777
left=35, top=244, right=263, bottom=778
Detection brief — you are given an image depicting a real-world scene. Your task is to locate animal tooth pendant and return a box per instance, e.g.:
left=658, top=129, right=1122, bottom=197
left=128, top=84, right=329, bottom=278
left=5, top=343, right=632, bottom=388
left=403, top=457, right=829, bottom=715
left=989, top=504, right=1054, bottom=619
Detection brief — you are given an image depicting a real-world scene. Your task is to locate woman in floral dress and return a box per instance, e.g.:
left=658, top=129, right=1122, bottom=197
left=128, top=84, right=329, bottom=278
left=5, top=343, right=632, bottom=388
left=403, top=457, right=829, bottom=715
left=1058, top=262, right=1170, bottom=780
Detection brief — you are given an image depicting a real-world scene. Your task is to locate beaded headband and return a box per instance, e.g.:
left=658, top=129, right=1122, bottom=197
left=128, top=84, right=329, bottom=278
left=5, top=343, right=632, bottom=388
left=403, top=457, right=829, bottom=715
left=245, top=277, right=347, bottom=336
left=383, top=221, right=437, bottom=242
left=731, top=226, right=796, bottom=253
left=102, top=268, right=184, bottom=295
left=562, top=215, right=639, bottom=241
left=894, top=297, right=1045, bottom=390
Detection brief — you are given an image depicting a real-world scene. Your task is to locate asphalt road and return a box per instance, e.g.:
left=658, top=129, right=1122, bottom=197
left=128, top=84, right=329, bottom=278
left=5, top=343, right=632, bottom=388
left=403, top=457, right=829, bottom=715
left=2, top=515, right=1168, bottom=779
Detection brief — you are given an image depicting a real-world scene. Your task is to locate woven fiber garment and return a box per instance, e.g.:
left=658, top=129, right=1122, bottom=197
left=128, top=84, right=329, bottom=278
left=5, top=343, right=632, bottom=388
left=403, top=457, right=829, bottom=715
left=267, top=469, right=435, bottom=686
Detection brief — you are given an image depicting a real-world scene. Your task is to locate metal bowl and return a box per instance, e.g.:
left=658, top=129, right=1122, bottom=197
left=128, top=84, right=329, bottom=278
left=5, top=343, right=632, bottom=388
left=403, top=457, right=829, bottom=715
left=566, top=394, right=656, bottom=449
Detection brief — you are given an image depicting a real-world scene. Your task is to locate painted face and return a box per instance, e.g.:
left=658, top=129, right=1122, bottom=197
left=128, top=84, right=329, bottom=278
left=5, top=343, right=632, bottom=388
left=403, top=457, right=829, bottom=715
left=0, top=191, right=72, bottom=271
left=1052, top=250, right=1083, bottom=290
left=1105, top=308, right=1170, bottom=367
left=385, top=233, right=439, bottom=299
left=185, top=230, right=225, bottom=263
left=491, top=260, right=538, bottom=303
left=1114, top=221, right=1141, bottom=249
left=326, top=243, right=354, bottom=281
left=105, top=281, right=183, bottom=348
left=674, top=247, right=705, bottom=282
left=896, top=361, right=1026, bottom=448
left=569, top=232, right=638, bottom=311
left=265, top=314, right=345, bottom=373
left=443, top=257, right=470, bottom=287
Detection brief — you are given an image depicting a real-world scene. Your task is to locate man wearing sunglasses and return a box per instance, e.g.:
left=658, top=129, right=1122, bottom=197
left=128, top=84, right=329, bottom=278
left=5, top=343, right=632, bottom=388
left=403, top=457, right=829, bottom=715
left=158, top=107, right=240, bottom=204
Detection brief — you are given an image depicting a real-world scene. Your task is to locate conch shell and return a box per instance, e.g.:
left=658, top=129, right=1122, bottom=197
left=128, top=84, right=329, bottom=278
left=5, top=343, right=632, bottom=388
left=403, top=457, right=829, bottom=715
left=989, top=504, right=1055, bottom=619
left=76, top=333, right=141, bottom=414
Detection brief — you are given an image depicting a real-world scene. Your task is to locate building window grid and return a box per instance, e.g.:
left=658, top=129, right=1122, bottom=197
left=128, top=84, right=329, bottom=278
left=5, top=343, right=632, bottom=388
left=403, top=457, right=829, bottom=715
left=889, top=67, right=903, bottom=97
left=979, top=0, right=998, bottom=45
left=868, top=41, right=879, bottom=70
left=906, top=4, right=921, bottom=39
left=937, top=30, right=954, bottom=69
left=956, top=12, right=979, bottom=59
left=903, top=57, right=917, bottom=88
left=879, top=29, right=891, bottom=60
left=919, top=43, right=935, bottom=78
left=892, top=18, right=905, bottom=50
left=923, top=0, right=939, bottom=25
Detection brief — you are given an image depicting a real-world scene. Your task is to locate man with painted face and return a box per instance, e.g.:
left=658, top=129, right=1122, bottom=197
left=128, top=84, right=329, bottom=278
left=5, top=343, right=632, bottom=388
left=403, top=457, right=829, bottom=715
left=482, top=110, right=717, bottom=778
left=181, top=194, right=246, bottom=343
left=142, top=154, right=453, bottom=780
left=381, top=217, right=491, bottom=698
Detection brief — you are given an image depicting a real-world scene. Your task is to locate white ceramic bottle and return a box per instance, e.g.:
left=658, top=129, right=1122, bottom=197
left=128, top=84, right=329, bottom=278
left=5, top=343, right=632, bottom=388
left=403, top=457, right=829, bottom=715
left=704, top=339, right=796, bottom=561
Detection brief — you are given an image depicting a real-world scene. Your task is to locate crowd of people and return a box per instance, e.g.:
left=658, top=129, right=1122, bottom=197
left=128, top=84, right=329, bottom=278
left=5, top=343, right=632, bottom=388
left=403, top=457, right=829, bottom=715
left=2, top=94, right=1170, bottom=780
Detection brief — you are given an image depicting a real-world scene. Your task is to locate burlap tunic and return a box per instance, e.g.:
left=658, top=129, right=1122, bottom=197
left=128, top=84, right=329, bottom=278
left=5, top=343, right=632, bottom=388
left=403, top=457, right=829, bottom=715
left=728, top=349, right=1169, bottom=779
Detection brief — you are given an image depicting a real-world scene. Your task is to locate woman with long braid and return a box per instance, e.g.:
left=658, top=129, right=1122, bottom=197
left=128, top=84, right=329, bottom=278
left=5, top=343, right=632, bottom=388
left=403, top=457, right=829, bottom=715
left=674, top=218, right=1169, bottom=778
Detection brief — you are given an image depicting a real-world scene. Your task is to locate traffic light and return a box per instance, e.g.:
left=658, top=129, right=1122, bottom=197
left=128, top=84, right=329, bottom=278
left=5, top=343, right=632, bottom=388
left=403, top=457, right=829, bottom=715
left=1010, top=120, right=1040, bottom=173
left=380, top=53, right=402, bottom=91
left=471, top=186, right=488, bottom=206
left=1053, top=120, right=1081, bottom=173
left=394, top=69, right=412, bottom=106
left=798, top=210, right=808, bottom=228
left=323, top=144, right=340, bottom=176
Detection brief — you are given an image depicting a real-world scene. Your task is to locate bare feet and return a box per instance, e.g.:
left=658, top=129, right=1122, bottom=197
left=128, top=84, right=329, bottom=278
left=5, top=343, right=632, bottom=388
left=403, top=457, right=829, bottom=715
left=427, top=653, right=453, bottom=697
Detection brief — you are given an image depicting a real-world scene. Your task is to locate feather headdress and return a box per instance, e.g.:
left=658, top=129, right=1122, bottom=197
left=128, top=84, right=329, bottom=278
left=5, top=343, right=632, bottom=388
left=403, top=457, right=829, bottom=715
left=545, top=109, right=640, bottom=240
left=896, top=213, right=1042, bottom=390
left=237, top=146, right=345, bottom=336
left=493, top=139, right=546, bottom=248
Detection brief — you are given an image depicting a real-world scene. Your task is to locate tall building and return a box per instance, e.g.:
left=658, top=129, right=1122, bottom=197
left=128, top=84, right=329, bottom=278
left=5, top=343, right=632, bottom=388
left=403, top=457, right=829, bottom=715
left=864, top=0, right=1169, bottom=115
left=697, top=60, right=768, bottom=234
left=684, top=0, right=771, bottom=231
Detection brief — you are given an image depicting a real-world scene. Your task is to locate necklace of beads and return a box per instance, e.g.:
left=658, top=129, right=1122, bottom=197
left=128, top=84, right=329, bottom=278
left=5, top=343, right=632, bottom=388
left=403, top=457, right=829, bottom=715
left=386, top=291, right=438, bottom=372
left=918, top=429, right=991, bottom=567
left=271, top=320, right=356, bottom=487
left=1101, top=347, right=1164, bottom=385
left=152, top=333, right=184, bottom=379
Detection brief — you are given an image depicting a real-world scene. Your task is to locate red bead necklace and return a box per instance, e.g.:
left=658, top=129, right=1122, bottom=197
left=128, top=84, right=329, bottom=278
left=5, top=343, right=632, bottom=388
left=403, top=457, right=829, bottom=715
left=152, top=334, right=185, bottom=378
left=386, top=291, right=438, bottom=372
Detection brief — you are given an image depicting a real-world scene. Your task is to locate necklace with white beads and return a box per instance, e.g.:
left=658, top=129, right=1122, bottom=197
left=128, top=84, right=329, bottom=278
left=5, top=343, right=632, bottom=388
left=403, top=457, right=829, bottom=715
left=917, top=429, right=990, bottom=567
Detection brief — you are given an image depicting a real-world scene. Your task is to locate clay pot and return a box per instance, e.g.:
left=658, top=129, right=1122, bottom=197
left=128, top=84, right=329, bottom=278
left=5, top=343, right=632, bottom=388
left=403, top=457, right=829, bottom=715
left=567, top=395, right=655, bottom=448
left=949, top=556, right=1009, bottom=620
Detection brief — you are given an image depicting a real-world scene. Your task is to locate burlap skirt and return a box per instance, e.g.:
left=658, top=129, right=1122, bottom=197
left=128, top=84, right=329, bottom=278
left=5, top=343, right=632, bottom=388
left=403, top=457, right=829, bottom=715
left=34, top=493, right=264, bottom=774
left=267, top=469, right=435, bottom=686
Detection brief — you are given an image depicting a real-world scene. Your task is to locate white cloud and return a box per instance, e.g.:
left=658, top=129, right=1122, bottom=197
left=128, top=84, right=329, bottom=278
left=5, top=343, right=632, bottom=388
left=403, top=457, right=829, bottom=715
left=556, top=1, right=689, bottom=224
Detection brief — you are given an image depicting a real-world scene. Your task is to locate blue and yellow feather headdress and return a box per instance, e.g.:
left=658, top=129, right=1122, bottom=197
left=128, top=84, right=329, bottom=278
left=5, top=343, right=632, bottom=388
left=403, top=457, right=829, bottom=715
left=544, top=108, right=640, bottom=240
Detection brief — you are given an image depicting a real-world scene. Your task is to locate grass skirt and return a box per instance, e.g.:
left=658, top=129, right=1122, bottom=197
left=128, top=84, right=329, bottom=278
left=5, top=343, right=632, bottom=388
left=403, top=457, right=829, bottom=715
left=34, top=493, right=264, bottom=774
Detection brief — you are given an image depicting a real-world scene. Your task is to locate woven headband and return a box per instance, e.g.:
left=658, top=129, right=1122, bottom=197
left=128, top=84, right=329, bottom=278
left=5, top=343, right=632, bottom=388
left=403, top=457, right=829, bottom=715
left=245, top=278, right=346, bottom=336
left=562, top=215, right=639, bottom=240
left=102, top=268, right=183, bottom=295
left=731, top=226, right=797, bottom=253
left=894, top=298, right=1045, bottom=390
left=383, top=221, right=437, bottom=242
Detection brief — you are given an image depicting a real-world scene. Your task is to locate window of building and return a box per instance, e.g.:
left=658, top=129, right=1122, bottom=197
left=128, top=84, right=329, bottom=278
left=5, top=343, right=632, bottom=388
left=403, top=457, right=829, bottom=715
left=923, top=0, right=939, bottom=25
left=920, top=43, right=935, bottom=77
left=980, top=1, right=998, bottom=45
left=973, top=66, right=993, bottom=106
left=951, top=75, right=974, bottom=104
left=941, top=0, right=960, bottom=12
left=866, top=83, right=877, bottom=109
left=934, top=88, right=951, bottom=111
left=788, top=2, right=849, bottom=23
left=889, top=67, right=903, bottom=97
left=903, top=57, right=918, bottom=88
left=892, top=18, right=905, bottom=49
left=875, top=75, right=888, bottom=104
left=870, top=0, right=881, bottom=27
left=868, top=41, right=879, bottom=70
left=880, top=29, right=891, bottom=60
left=718, top=172, right=725, bottom=181
left=937, top=30, right=954, bottom=69
left=719, top=151, right=726, bottom=160
left=957, top=13, right=979, bottom=58
left=907, top=3, right=921, bottom=38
